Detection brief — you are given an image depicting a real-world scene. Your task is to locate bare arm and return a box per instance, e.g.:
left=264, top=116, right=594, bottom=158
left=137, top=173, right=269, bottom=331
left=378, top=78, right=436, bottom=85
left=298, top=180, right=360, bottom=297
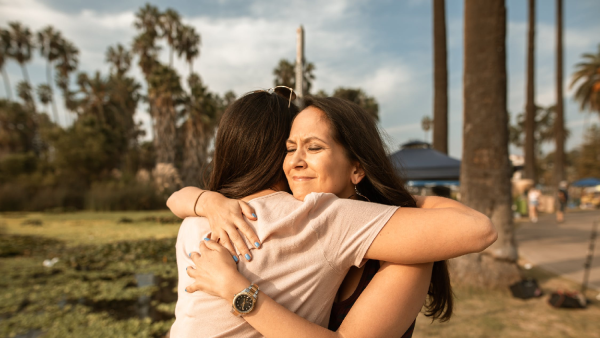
left=167, top=186, right=260, bottom=260
left=188, top=240, right=432, bottom=338
left=364, top=196, right=497, bottom=264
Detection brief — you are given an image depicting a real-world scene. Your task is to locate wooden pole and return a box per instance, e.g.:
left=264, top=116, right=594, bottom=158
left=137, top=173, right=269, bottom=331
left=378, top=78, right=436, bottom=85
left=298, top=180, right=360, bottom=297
left=295, top=26, right=305, bottom=109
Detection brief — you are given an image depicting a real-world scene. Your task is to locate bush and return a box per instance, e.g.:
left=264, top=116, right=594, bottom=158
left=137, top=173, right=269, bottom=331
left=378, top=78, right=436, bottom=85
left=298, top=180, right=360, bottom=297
left=85, top=181, right=165, bottom=211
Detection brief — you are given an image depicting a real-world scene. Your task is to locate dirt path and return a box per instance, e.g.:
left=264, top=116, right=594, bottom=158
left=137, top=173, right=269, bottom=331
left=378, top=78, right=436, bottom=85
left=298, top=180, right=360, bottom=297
left=516, top=210, right=600, bottom=292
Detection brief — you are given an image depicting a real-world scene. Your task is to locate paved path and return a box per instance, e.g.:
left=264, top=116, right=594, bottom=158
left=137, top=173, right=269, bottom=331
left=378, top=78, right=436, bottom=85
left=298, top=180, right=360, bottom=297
left=516, top=210, right=600, bottom=291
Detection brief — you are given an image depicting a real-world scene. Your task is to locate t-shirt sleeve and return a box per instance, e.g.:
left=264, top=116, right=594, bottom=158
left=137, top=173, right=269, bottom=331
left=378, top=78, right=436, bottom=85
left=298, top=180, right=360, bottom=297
left=307, top=193, right=399, bottom=273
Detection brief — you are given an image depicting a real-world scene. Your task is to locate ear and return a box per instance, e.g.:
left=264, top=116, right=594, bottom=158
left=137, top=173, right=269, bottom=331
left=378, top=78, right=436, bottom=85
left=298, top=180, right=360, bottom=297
left=350, top=162, right=366, bottom=185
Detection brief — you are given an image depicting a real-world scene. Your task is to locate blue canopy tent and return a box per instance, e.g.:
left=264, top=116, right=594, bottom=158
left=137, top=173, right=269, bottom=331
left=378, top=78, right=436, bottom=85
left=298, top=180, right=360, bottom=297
left=571, top=177, right=600, bottom=187
left=389, top=141, right=461, bottom=185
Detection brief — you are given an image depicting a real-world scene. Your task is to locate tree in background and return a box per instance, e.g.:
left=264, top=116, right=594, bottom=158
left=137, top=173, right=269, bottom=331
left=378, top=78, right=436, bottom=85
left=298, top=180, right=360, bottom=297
left=6, top=22, right=33, bottom=87
left=16, top=81, right=34, bottom=112
left=554, top=0, right=566, bottom=185
left=160, top=8, right=181, bottom=67
left=333, top=88, right=379, bottom=121
left=524, top=0, right=537, bottom=183
left=180, top=74, right=223, bottom=186
left=37, top=26, right=62, bottom=122
left=457, top=0, right=520, bottom=287
left=0, top=28, right=12, bottom=100
left=177, top=25, right=201, bottom=77
left=36, top=83, right=52, bottom=114
left=273, top=59, right=315, bottom=94
left=54, top=37, right=79, bottom=121
left=105, top=44, right=132, bottom=77
left=570, top=44, right=600, bottom=114
left=432, top=0, right=448, bottom=154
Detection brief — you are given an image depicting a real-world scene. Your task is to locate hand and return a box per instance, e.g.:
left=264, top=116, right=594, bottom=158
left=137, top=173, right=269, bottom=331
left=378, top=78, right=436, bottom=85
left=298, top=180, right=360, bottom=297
left=186, top=239, right=250, bottom=300
left=202, top=191, right=261, bottom=261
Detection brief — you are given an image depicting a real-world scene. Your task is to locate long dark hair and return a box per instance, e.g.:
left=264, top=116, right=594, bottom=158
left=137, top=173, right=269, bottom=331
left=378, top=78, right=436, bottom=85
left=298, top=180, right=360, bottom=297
left=304, top=96, right=453, bottom=321
left=208, top=91, right=299, bottom=198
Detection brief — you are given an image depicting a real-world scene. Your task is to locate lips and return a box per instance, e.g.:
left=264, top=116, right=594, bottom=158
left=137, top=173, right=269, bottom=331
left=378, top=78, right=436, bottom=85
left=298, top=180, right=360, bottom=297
left=292, top=176, right=315, bottom=182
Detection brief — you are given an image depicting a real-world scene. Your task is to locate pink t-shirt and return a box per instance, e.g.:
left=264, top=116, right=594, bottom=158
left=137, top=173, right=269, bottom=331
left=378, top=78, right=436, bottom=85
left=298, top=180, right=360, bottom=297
left=170, top=191, right=398, bottom=338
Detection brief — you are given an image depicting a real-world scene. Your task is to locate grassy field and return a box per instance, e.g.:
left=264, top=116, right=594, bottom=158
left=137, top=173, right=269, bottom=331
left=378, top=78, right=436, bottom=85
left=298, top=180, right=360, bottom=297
left=1, top=211, right=599, bottom=338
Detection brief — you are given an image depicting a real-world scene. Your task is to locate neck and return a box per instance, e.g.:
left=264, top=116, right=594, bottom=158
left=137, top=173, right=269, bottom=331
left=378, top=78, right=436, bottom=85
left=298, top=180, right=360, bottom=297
left=240, top=180, right=288, bottom=202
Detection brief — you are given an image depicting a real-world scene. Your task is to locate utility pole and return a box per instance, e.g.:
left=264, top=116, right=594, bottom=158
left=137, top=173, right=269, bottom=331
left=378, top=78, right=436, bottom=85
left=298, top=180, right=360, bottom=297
left=295, top=26, right=305, bottom=109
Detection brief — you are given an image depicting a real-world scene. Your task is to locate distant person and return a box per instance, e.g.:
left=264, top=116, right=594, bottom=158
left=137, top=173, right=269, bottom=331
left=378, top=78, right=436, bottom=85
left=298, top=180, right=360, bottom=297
left=527, top=187, right=541, bottom=223
left=557, top=181, right=569, bottom=223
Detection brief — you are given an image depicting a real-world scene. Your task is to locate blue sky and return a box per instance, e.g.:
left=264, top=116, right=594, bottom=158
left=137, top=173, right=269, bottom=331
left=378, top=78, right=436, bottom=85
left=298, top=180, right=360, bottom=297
left=1, top=0, right=599, bottom=158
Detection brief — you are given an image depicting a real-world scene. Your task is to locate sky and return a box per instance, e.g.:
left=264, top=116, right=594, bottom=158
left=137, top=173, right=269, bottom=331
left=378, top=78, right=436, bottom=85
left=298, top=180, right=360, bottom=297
left=1, top=0, right=599, bottom=159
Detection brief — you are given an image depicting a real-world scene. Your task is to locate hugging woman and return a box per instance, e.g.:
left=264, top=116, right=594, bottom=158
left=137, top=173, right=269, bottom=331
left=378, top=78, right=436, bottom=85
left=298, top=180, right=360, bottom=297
left=166, top=90, right=497, bottom=338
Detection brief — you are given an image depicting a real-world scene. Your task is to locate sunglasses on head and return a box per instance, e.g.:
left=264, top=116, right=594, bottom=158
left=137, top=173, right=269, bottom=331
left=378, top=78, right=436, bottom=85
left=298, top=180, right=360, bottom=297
left=243, top=86, right=297, bottom=108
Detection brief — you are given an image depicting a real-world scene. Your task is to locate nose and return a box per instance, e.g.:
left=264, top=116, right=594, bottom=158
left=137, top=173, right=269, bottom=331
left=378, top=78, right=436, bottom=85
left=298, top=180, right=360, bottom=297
left=287, top=148, right=307, bottom=170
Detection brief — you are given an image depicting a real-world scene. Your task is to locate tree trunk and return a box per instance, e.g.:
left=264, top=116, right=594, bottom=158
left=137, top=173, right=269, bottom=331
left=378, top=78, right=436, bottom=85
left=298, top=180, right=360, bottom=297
left=182, top=118, right=210, bottom=186
left=524, top=0, right=537, bottom=182
left=1, top=67, right=12, bottom=100
left=554, top=0, right=566, bottom=185
left=432, top=0, right=448, bottom=154
left=46, top=60, right=60, bottom=124
left=454, top=0, right=520, bottom=288
left=154, top=98, right=177, bottom=165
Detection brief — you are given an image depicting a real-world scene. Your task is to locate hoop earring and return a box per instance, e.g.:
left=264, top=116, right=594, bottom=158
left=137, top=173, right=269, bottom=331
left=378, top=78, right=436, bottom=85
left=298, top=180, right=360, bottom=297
left=355, top=185, right=371, bottom=202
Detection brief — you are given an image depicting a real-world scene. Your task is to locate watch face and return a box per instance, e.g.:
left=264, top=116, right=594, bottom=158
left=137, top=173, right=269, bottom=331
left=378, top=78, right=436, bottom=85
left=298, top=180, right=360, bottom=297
left=234, top=294, right=254, bottom=313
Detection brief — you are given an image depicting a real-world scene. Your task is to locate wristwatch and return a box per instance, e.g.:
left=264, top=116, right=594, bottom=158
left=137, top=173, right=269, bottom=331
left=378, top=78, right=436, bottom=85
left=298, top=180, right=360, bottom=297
left=231, top=284, right=259, bottom=317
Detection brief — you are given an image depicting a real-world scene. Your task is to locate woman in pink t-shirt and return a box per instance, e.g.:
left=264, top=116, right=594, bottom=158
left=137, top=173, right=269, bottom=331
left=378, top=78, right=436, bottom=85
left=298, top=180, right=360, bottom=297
left=168, top=93, right=496, bottom=337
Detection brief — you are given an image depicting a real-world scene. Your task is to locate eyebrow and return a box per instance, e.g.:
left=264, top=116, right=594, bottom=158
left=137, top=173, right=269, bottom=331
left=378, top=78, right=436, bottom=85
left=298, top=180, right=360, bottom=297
left=286, top=136, right=328, bottom=144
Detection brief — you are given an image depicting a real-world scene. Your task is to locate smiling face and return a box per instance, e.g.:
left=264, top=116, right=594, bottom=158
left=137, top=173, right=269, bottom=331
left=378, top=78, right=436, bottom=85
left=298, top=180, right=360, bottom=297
left=284, top=106, right=364, bottom=201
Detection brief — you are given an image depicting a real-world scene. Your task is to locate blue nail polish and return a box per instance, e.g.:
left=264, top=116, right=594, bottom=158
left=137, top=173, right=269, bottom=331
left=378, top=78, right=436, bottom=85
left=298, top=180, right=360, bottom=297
left=203, top=238, right=210, bottom=241
left=186, top=267, right=188, bottom=270
left=252, top=213, right=257, bottom=218
left=245, top=253, right=251, bottom=261
left=233, top=255, right=239, bottom=262
left=188, top=252, right=191, bottom=257
left=254, top=242, right=260, bottom=248
left=185, top=288, right=188, bottom=292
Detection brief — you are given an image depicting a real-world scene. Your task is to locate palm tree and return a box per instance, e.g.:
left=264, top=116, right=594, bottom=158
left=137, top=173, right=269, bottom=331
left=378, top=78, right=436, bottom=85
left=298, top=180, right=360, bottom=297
left=6, top=22, right=33, bottom=85
left=76, top=71, right=109, bottom=124
left=160, top=8, right=181, bottom=67
left=147, top=63, right=183, bottom=165
left=36, top=83, right=52, bottom=113
left=524, top=0, right=537, bottom=182
left=16, top=80, right=34, bottom=110
left=331, top=87, right=379, bottom=121
left=554, top=0, right=566, bottom=185
left=37, top=25, right=62, bottom=122
left=106, top=44, right=132, bottom=77
left=181, top=73, right=220, bottom=185
left=176, top=25, right=200, bottom=77
left=0, top=28, right=13, bottom=100
left=457, top=0, right=520, bottom=288
left=570, top=45, right=600, bottom=113
left=432, top=0, right=448, bottom=154
left=54, top=37, right=79, bottom=123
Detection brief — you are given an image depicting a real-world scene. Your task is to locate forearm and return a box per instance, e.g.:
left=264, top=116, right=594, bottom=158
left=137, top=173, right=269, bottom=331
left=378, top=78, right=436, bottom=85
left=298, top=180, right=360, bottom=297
left=223, top=272, right=340, bottom=338
left=167, top=186, right=222, bottom=219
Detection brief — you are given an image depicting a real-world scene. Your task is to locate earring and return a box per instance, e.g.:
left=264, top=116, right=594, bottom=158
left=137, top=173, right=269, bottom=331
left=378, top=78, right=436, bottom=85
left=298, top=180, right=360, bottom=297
left=355, top=185, right=371, bottom=202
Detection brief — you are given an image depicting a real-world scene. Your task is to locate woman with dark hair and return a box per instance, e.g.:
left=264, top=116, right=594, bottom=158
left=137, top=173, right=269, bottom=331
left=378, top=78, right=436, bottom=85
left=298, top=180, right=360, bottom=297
left=168, top=94, right=495, bottom=337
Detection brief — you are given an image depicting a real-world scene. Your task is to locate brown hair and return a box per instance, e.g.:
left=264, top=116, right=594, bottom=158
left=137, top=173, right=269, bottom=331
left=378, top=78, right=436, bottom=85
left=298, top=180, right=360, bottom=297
left=208, top=91, right=299, bottom=198
left=304, top=96, right=453, bottom=321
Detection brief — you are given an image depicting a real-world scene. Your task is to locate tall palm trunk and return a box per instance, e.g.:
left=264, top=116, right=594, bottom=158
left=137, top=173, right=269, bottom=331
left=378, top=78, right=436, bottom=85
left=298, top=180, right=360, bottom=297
left=453, top=0, right=520, bottom=288
left=20, top=64, right=30, bottom=86
left=554, top=0, right=566, bottom=185
left=524, top=0, right=537, bottom=182
left=45, top=60, right=59, bottom=122
left=154, top=98, right=177, bottom=164
left=182, top=118, right=207, bottom=186
left=1, top=68, right=12, bottom=100
left=433, top=0, right=448, bottom=154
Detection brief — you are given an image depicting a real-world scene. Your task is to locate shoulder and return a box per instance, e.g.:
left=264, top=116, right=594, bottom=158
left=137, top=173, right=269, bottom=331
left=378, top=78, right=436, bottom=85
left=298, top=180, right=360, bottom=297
left=179, top=217, right=210, bottom=237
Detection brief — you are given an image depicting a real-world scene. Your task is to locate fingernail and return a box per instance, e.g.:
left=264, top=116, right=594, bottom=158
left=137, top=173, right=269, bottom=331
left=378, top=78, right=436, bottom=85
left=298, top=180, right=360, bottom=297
left=203, top=238, right=210, bottom=241
left=252, top=213, right=257, bottom=218
left=186, top=267, right=188, bottom=270
left=245, top=253, right=251, bottom=261
left=188, top=252, right=191, bottom=257
left=233, top=255, right=239, bottom=262
left=185, top=288, right=188, bottom=292
left=254, top=242, right=260, bottom=248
